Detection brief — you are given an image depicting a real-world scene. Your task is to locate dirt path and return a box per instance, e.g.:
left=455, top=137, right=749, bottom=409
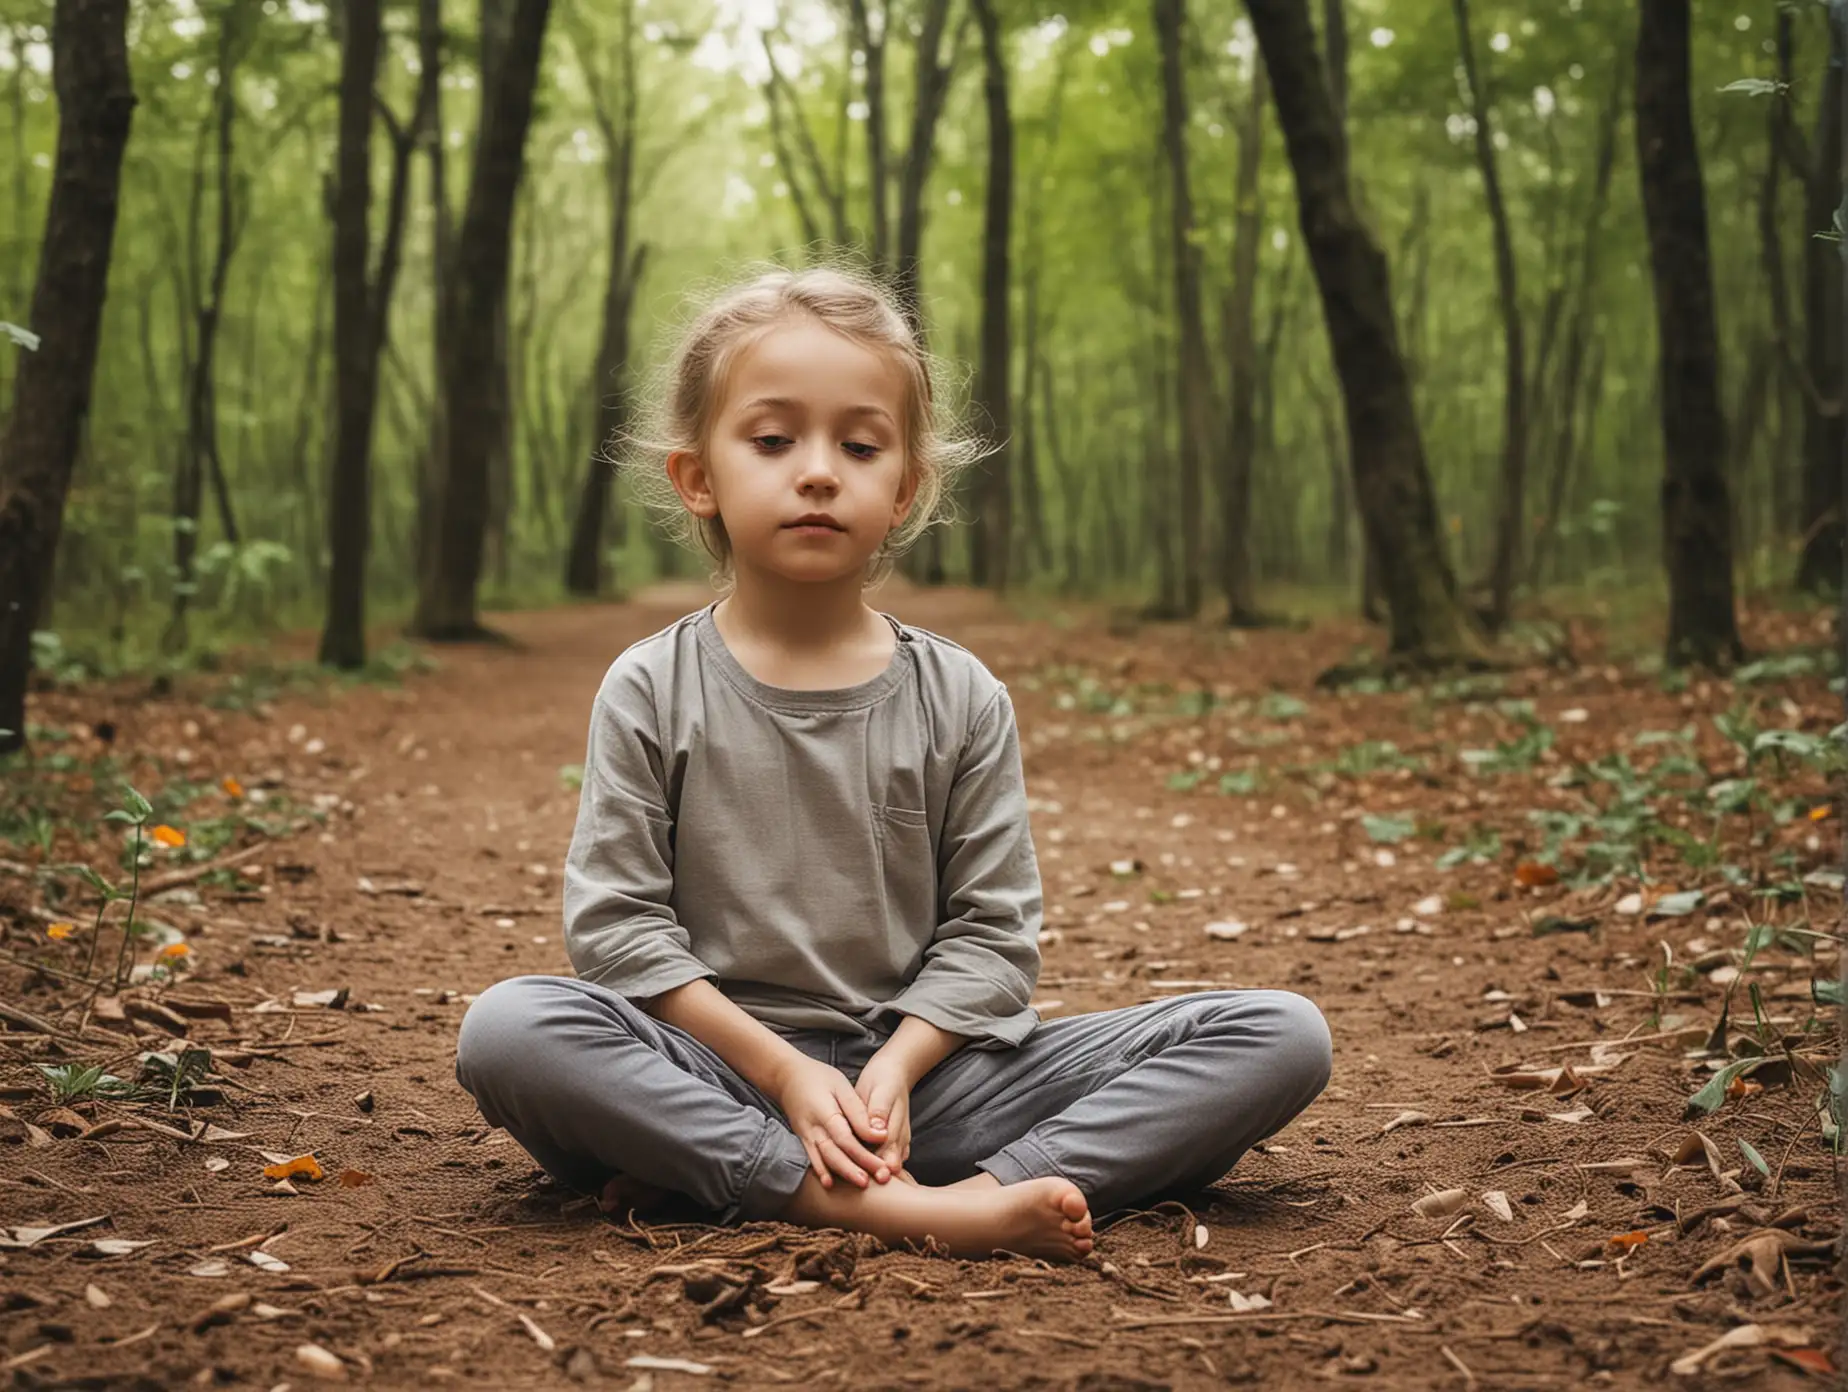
left=1, top=588, right=1839, bottom=1389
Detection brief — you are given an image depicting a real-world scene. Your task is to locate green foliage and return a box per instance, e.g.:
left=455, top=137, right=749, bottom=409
left=36, top=1062, right=132, bottom=1104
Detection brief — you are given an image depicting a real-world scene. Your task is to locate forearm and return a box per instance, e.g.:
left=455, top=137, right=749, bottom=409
left=645, top=978, right=807, bottom=1098
left=871, top=1014, right=968, bottom=1086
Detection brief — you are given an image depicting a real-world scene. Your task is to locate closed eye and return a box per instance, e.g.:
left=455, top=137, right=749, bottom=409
left=751, top=434, right=793, bottom=453
left=842, top=440, right=881, bottom=460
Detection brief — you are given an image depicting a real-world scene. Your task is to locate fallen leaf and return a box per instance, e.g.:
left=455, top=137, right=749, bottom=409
left=1481, top=1191, right=1513, bottom=1222
left=45, top=922, right=76, bottom=941
left=1692, top=1229, right=1833, bottom=1298
left=1770, top=1348, right=1836, bottom=1379
left=1227, top=1290, right=1272, bottom=1313
left=1687, top=1059, right=1764, bottom=1117
left=189, top=1260, right=231, bottom=1278
left=1380, top=1111, right=1429, bottom=1135
left=205, top=1157, right=231, bottom=1173
left=90, top=1239, right=155, bottom=1257
left=247, top=1250, right=290, bottom=1274
left=1670, top=1324, right=1767, bottom=1376
left=1193, top=1224, right=1209, bottom=1249
left=337, top=1169, right=375, bottom=1188
left=262, top=1155, right=324, bottom=1182
left=199, top=1124, right=250, bottom=1143
left=624, top=1355, right=714, bottom=1375
left=291, top=988, right=349, bottom=1010
left=84, top=1285, right=111, bottom=1309
left=1547, top=1107, right=1595, bottom=1124
left=1515, top=861, right=1559, bottom=888
left=295, top=1343, right=346, bottom=1380
left=1411, top=1188, right=1469, bottom=1219
left=0, top=1215, right=110, bottom=1249
left=1647, top=889, right=1704, bottom=919
left=252, top=1302, right=296, bottom=1319
left=1607, top=1231, right=1649, bottom=1251
left=189, top=1291, right=251, bottom=1333
left=1671, top=1130, right=1727, bottom=1183
left=1562, top=1201, right=1589, bottom=1222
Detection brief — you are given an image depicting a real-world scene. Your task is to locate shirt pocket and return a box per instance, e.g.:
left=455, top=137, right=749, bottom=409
left=873, top=804, right=937, bottom=940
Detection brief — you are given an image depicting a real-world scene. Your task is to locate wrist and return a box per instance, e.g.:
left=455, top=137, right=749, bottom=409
left=761, top=1039, right=813, bottom=1100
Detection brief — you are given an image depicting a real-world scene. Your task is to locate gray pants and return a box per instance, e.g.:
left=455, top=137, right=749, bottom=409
left=455, top=977, right=1331, bottom=1224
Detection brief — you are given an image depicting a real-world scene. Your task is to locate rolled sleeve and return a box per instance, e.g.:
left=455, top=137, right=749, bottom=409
left=883, top=689, right=1042, bottom=1047
left=562, top=662, right=716, bottom=1002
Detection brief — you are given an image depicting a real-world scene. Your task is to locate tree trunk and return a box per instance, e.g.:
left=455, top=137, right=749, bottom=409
left=892, top=0, right=960, bottom=333
left=1453, top=0, right=1526, bottom=631
left=1321, top=0, right=1347, bottom=122
left=319, top=0, right=383, bottom=669
left=1221, top=62, right=1266, bottom=624
left=1244, top=0, right=1484, bottom=665
left=846, top=0, right=891, bottom=270
left=565, top=0, right=644, bottom=598
left=413, top=0, right=450, bottom=601
left=969, top=0, right=1011, bottom=591
left=1633, top=0, right=1742, bottom=669
left=1793, top=21, right=1845, bottom=592
left=410, top=0, right=554, bottom=639
left=1154, top=0, right=1208, bottom=618
left=167, top=5, right=249, bottom=653
left=1529, top=59, right=1622, bottom=588
left=320, top=0, right=424, bottom=668
left=0, top=0, right=134, bottom=753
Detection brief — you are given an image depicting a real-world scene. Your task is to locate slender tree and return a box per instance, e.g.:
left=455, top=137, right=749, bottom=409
left=1634, top=0, right=1742, bottom=667
left=892, top=0, right=964, bottom=332
left=968, top=0, right=1013, bottom=591
left=412, top=0, right=555, bottom=639
left=1221, top=61, right=1267, bottom=625
left=565, top=0, right=648, bottom=598
left=1243, top=0, right=1485, bottom=664
left=1452, top=0, right=1527, bottom=631
left=320, top=0, right=428, bottom=667
left=0, top=0, right=135, bottom=752
left=1153, top=0, right=1209, bottom=618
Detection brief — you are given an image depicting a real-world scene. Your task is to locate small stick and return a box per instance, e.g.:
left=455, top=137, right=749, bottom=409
left=141, top=842, right=271, bottom=895
left=1440, top=1345, right=1478, bottom=1385
left=1111, top=1309, right=1426, bottom=1332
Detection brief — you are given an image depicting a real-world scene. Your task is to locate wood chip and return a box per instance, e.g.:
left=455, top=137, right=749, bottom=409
left=624, top=1355, right=714, bottom=1375
left=294, top=1343, right=346, bottom=1379
left=1411, top=1188, right=1469, bottom=1219
left=1481, top=1191, right=1514, bottom=1223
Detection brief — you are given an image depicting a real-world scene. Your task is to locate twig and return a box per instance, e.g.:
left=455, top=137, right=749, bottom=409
left=1111, top=1309, right=1427, bottom=1331
left=0, top=998, right=91, bottom=1043
left=1441, top=1345, right=1478, bottom=1385
left=142, top=842, right=271, bottom=895
left=1013, top=1327, right=1102, bottom=1349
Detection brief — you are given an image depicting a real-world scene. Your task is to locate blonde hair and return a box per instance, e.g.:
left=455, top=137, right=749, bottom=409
left=618, top=262, right=980, bottom=582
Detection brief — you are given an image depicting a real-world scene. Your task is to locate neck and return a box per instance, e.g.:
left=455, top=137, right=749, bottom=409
left=719, top=560, right=874, bottom=650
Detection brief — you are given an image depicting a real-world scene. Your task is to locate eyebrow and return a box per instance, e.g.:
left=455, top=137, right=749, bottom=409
left=739, top=396, right=897, bottom=427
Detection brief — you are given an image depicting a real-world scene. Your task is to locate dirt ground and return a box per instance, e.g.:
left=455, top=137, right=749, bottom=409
left=1, top=585, right=1841, bottom=1390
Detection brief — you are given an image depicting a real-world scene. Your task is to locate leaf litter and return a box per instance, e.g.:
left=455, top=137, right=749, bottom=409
left=0, top=594, right=1839, bottom=1387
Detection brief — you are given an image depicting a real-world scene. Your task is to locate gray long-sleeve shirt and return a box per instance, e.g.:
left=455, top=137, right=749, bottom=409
left=562, top=605, right=1043, bottom=1046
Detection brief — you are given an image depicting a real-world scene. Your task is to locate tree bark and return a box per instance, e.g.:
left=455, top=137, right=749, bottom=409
left=845, top=0, right=891, bottom=270
left=969, top=0, right=1011, bottom=591
left=0, top=0, right=134, bottom=752
left=1221, top=62, right=1266, bottom=624
left=1633, top=0, right=1742, bottom=669
left=1154, top=0, right=1208, bottom=618
left=319, top=0, right=384, bottom=669
left=892, top=0, right=961, bottom=333
left=413, top=0, right=450, bottom=601
left=1793, top=19, right=1845, bottom=592
left=1452, top=0, right=1526, bottom=631
left=1244, top=0, right=1484, bottom=664
left=411, top=0, right=554, bottom=639
left=565, top=0, right=646, bottom=598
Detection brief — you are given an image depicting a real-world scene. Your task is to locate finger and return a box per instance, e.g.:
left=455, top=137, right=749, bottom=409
left=836, top=1082, right=883, bottom=1144
left=801, top=1139, right=831, bottom=1189
left=816, top=1135, right=869, bottom=1188
left=825, top=1114, right=889, bottom=1177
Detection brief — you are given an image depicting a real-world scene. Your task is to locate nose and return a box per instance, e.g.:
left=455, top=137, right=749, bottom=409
left=793, top=440, right=841, bottom=494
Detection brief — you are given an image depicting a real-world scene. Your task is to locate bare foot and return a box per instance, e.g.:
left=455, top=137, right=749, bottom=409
left=781, top=1172, right=1093, bottom=1262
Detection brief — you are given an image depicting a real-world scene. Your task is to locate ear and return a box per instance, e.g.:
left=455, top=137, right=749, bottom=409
left=888, top=461, right=919, bottom=531
left=666, top=449, right=720, bottom=519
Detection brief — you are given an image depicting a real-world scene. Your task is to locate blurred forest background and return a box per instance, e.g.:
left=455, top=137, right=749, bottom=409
left=0, top=0, right=1842, bottom=744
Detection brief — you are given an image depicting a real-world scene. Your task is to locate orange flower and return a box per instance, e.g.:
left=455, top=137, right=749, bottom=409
left=150, top=825, right=186, bottom=848
left=221, top=776, right=245, bottom=799
left=1608, top=1231, right=1649, bottom=1251
left=46, top=922, right=76, bottom=941
left=1809, top=804, right=1831, bottom=822
left=157, top=942, right=191, bottom=961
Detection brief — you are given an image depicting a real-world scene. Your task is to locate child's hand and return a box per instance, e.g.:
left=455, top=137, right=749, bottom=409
left=853, top=1055, right=912, bottom=1181
left=773, top=1056, right=891, bottom=1189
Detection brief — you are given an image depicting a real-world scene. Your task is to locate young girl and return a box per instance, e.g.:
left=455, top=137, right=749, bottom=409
left=455, top=266, right=1331, bottom=1262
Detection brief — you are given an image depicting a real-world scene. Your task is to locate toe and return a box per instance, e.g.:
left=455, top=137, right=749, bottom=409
left=1057, top=1187, right=1089, bottom=1223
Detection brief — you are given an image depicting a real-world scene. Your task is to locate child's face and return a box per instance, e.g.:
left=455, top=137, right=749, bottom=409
left=670, top=317, right=917, bottom=584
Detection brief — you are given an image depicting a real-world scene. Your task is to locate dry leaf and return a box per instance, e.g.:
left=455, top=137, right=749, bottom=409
left=199, top=1124, right=250, bottom=1143
left=337, top=1169, right=375, bottom=1188
left=262, top=1155, right=324, bottom=1182
left=1515, top=861, right=1559, bottom=888
left=189, top=1260, right=231, bottom=1278
left=1562, top=1201, right=1589, bottom=1222
left=1608, top=1231, right=1649, bottom=1251
left=0, top=1215, right=109, bottom=1249
left=1668, top=1324, right=1810, bottom=1377
left=292, top=988, right=349, bottom=1010
left=252, top=1302, right=296, bottom=1319
left=205, top=1158, right=231, bottom=1174
left=83, top=1284, right=111, bottom=1309
left=624, top=1355, right=714, bottom=1375
left=189, top=1292, right=251, bottom=1333
left=247, top=1250, right=290, bottom=1274
left=1482, top=1191, right=1514, bottom=1222
left=1692, top=1229, right=1832, bottom=1297
left=1770, top=1348, right=1836, bottom=1379
left=90, top=1239, right=154, bottom=1257
left=1193, top=1224, right=1209, bottom=1249
left=1411, top=1188, right=1469, bottom=1219
left=295, top=1343, right=346, bottom=1380
left=1227, top=1290, right=1272, bottom=1313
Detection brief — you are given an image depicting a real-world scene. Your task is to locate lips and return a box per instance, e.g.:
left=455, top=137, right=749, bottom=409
left=784, top=515, right=845, bottom=531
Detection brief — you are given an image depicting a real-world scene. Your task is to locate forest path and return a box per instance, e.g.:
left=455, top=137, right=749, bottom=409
left=0, top=587, right=1838, bottom=1389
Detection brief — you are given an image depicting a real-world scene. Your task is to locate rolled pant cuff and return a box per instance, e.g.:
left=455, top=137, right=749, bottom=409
left=978, top=1135, right=1064, bottom=1188
left=729, top=1119, right=812, bottom=1223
